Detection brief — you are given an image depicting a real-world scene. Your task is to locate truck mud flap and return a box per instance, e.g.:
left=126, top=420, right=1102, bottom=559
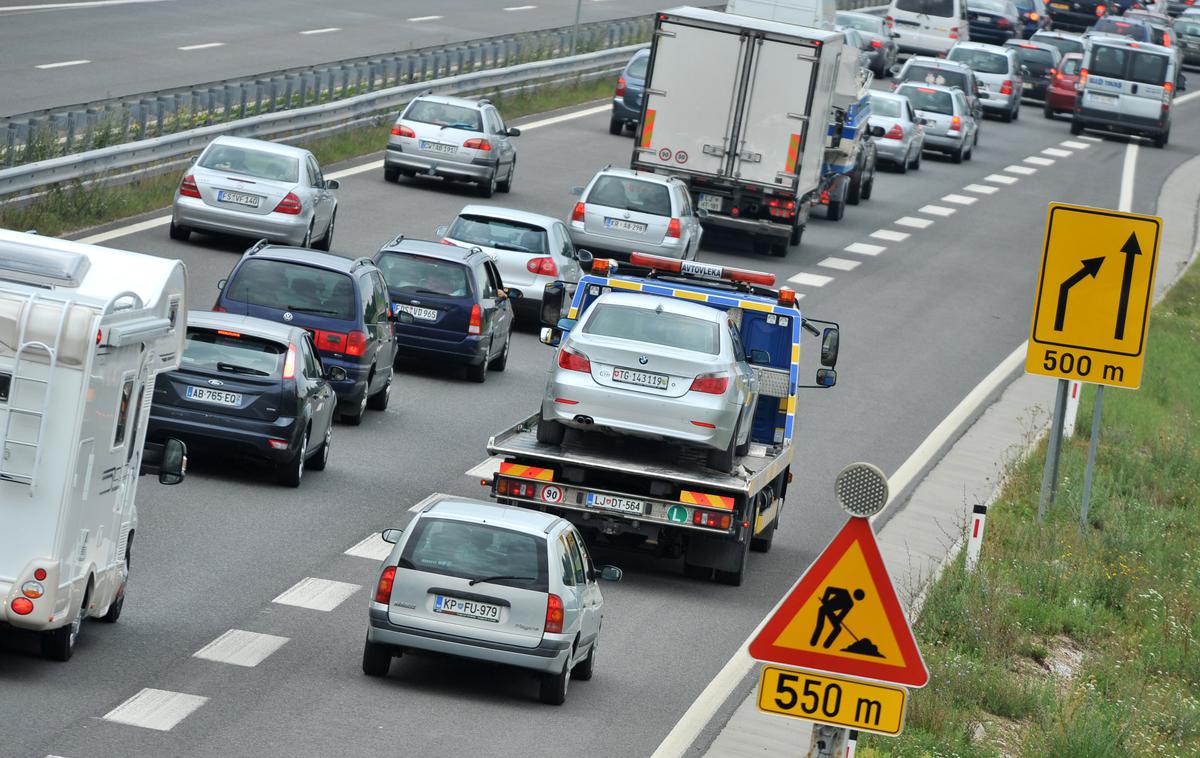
left=686, top=530, right=749, bottom=572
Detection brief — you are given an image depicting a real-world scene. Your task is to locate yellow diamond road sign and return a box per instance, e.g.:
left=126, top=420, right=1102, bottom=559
left=1026, top=203, right=1162, bottom=389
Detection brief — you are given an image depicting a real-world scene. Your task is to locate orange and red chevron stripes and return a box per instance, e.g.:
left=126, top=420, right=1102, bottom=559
left=499, top=462, right=554, bottom=481
left=680, top=490, right=735, bottom=510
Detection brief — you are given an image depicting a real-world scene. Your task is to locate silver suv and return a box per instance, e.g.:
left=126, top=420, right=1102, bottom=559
left=384, top=95, right=520, bottom=198
left=568, top=168, right=703, bottom=261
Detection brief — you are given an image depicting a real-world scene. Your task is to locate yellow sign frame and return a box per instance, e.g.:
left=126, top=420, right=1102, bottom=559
left=757, top=665, right=908, bottom=736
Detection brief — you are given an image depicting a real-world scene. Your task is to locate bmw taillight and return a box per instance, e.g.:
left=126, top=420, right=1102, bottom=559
left=544, top=593, right=565, bottom=634
left=615, top=75, right=627, bottom=97
left=391, top=124, right=416, bottom=138
left=374, top=566, right=396, bottom=604
left=274, top=192, right=302, bottom=215
left=468, top=304, right=482, bottom=336
left=463, top=138, right=492, bottom=151
left=1000, top=79, right=1014, bottom=95
left=885, top=123, right=904, bottom=139
left=179, top=175, right=201, bottom=199
left=666, top=218, right=682, bottom=238
left=690, top=372, right=730, bottom=394
left=557, top=345, right=591, bottom=374
left=527, top=257, right=558, bottom=276
left=571, top=202, right=586, bottom=223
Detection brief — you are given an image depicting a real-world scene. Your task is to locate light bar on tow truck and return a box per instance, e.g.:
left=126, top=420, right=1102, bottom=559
left=628, top=252, right=776, bottom=287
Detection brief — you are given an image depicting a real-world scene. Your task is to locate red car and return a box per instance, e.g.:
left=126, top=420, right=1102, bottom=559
left=1043, top=52, right=1083, bottom=119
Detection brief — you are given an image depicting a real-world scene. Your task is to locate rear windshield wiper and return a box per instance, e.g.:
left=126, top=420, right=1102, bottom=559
left=468, top=574, right=536, bottom=586
left=284, top=304, right=339, bottom=315
left=493, top=242, right=535, bottom=252
left=413, top=288, right=452, bottom=296
left=217, top=362, right=271, bottom=376
left=441, top=122, right=479, bottom=131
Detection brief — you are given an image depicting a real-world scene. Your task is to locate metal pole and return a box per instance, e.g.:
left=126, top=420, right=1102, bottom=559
left=808, top=725, right=849, bottom=757
left=570, top=0, right=583, bottom=56
left=1037, top=378, right=1069, bottom=521
left=1079, top=385, right=1104, bottom=533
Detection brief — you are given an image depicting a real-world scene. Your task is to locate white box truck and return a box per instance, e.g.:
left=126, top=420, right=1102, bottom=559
left=0, top=229, right=188, bottom=661
left=631, top=7, right=845, bottom=257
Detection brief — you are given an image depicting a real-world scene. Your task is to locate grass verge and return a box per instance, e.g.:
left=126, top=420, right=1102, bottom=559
left=0, top=76, right=617, bottom=239
left=859, top=257, right=1200, bottom=757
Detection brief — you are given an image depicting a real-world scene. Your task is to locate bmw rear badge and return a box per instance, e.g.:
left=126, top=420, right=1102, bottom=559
left=639, top=355, right=648, bottom=365
left=283, top=312, right=294, bottom=322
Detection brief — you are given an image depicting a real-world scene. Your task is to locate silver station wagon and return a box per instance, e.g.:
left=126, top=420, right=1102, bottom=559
left=363, top=496, right=621, bottom=705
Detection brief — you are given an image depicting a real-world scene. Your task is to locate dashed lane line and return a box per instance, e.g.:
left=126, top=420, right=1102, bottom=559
left=817, top=257, right=860, bottom=271
left=503, top=4, right=537, bottom=8
left=1005, top=164, right=1037, bottom=175
left=193, top=629, right=289, bottom=668
left=1079, top=135, right=1101, bottom=142
left=870, top=228, right=910, bottom=242
left=1042, top=147, right=1072, bottom=157
left=408, top=15, right=443, bottom=21
left=918, top=204, right=955, bottom=217
left=178, top=42, right=224, bottom=51
left=272, top=577, right=360, bottom=612
left=35, top=59, right=90, bottom=69
left=985, top=173, right=1019, bottom=185
left=1024, top=156, right=1054, bottom=166
left=102, top=689, right=208, bottom=731
left=299, top=27, right=340, bottom=35
left=895, top=216, right=933, bottom=229
left=963, top=183, right=998, bottom=194
left=844, top=242, right=885, bottom=256
left=1060, top=140, right=1090, bottom=149
left=788, top=272, right=834, bottom=287
left=942, top=193, right=978, bottom=205
left=346, top=532, right=394, bottom=561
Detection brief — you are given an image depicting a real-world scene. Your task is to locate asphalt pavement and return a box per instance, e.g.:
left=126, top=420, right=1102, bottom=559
left=0, top=83, right=1197, bottom=758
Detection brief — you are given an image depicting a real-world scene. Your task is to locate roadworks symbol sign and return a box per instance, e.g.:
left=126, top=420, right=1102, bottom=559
left=749, top=517, right=929, bottom=687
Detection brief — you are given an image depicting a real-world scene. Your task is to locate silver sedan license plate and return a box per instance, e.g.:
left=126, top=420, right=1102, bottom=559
left=434, top=595, right=501, bottom=623
left=217, top=190, right=260, bottom=208
left=185, top=386, right=241, bottom=407
left=421, top=140, right=457, bottom=154
left=612, top=367, right=669, bottom=390
left=394, top=303, right=438, bottom=321
left=587, top=492, right=647, bottom=515
left=604, top=217, right=647, bottom=233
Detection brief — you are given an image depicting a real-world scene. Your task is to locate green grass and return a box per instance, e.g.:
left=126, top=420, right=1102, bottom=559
left=859, top=257, right=1200, bottom=758
left=0, top=76, right=616, bottom=238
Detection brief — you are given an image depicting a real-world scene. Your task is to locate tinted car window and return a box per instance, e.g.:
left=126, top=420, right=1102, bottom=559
left=904, top=65, right=969, bottom=91
left=1011, top=46, right=1057, bottom=75
left=1034, top=35, right=1085, bottom=56
left=399, top=518, right=549, bottom=592
left=476, top=262, right=498, bottom=298
left=558, top=536, right=577, bottom=587
left=627, top=54, right=649, bottom=80
left=448, top=215, right=550, bottom=254
left=1093, top=18, right=1151, bottom=40
left=182, top=327, right=286, bottom=377
left=403, top=100, right=483, bottom=131
left=1177, top=20, right=1200, bottom=38
left=226, top=260, right=357, bottom=321
left=565, top=531, right=588, bottom=586
left=376, top=253, right=471, bottom=297
left=582, top=304, right=720, bottom=355
left=586, top=176, right=673, bottom=216
left=948, top=48, right=1010, bottom=74
left=198, top=145, right=299, bottom=183
left=870, top=96, right=903, bottom=117
left=1090, top=45, right=1130, bottom=78
left=897, top=85, right=956, bottom=114
left=1128, top=51, right=1169, bottom=84
left=970, top=0, right=1008, bottom=11
left=301, top=336, right=322, bottom=378
left=896, top=0, right=955, bottom=16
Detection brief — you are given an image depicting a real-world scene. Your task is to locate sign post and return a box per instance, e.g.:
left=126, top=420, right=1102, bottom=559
left=1079, top=386, right=1105, bottom=532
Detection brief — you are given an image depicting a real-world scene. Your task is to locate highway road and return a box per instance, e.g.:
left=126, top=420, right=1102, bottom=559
left=0, top=0, right=667, bottom=116
left=1, top=83, right=1197, bottom=757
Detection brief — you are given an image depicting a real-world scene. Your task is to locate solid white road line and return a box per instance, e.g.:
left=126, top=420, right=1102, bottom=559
left=941, top=193, right=977, bottom=206
left=272, top=577, right=360, bottom=612
left=1024, top=156, right=1054, bottom=166
left=817, top=257, right=860, bottom=271
left=517, top=103, right=610, bottom=130
left=1042, top=147, right=1072, bottom=157
left=895, top=216, right=933, bottom=229
left=408, top=15, right=443, bottom=21
left=844, top=242, right=885, bottom=256
left=345, top=532, right=394, bottom=561
left=1005, top=164, right=1037, bottom=175
left=870, top=228, right=910, bottom=242
left=102, top=688, right=208, bottom=731
left=193, top=629, right=289, bottom=667
left=178, top=42, right=225, bottom=51
left=80, top=216, right=170, bottom=244
left=788, top=272, right=834, bottom=287
left=918, top=204, right=955, bottom=217
left=1119, top=143, right=1137, bottom=213
left=2, top=0, right=168, bottom=11
left=299, top=27, right=340, bottom=35
left=409, top=492, right=447, bottom=512
left=963, top=183, right=998, bottom=194
left=985, top=173, right=1019, bottom=185
left=35, top=59, right=90, bottom=69
left=1059, top=140, right=1090, bottom=149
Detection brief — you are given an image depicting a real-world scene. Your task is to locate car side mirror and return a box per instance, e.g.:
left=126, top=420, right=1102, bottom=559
left=820, top=327, right=840, bottom=367
left=190, top=155, right=198, bottom=164
left=381, top=528, right=403, bottom=544
left=507, top=126, right=521, bottom=137
left=816, top=368, right=838, bottom=388
left=324, top=179, right=340, bottom=190
left=326, top=365, right=348, bottom=382
left=576, top=249, right=594, bottom=267
left=217, top=278, right=226, bottom=290
left=540, top=327, right=562, bottom=346
left=140, top=437, right=187, bottom=485
left=869, top=125, right=886, bottom=138
left=748, top=348, right=772, bottom=365
left=570, top=185, right=585, bottom=197
left=890, top=31, right=901, bottom=37
left=597, top=565, right=623, bottom=582
left=978, top=91, right=990, bottom=99
left=889, top=64, right=903, bottom=78
left=541, top=281, right=566, bottom=326
left=504, top=288, right=523, bottom=300
left=434, top=225, right=449, bottom=238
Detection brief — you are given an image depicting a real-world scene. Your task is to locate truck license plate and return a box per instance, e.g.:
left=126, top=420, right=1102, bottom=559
left=697, top=194, right=723, bottom=212
left=587, top=493, right=647, bottom=515
left=185, top=386, right=242, bottom=406
left=434, top=595, right=501, bottom=622
left=612, top=367, right=669, bottom=390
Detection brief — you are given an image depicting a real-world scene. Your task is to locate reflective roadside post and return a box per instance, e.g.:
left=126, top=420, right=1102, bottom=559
left=965, top=504, right=988, bottom=573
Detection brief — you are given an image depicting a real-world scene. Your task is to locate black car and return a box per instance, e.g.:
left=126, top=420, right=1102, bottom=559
left=214, top=241, right=397, bottom=425
left=1045, top=0, right=1117, bottom=32
left=147, top=311, right=341, bottom=486
left=967, top=0, right=1022, bottom=44
left=610, top=50, right=649, bottom=136
left=374, top=236, right=518, bottom=384
left=1004, top=40, right=1063, bottom=100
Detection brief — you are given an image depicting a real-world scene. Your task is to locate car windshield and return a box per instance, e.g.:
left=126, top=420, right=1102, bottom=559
left=447, top=215, right=549, bottom=254
left=948, top=48, right=1010, bottom=74
left=895, top=0, right=955, bottom=16
left=870, top=96, right=903, bottom=117
left=585, top=176, right=672, bottom=216
left=898, top=85, right=956, bottom=114
left=399, top=518, right=549, bottom=592
left=403, top=100, right=483, bottom=131
left=1177, top=20, right=1200, bottom=37
left=627, top=54, right=649, bottom=80
left=376, top=253, right=471, bottom=297
left=904, top=65, right=968, bottom=91
left=837, top=13, right=883, bottom=33
left=1011, top=45, right=1057, bottom=73
left=1033, top=34, right=1084, bottom=56
left=970, top=0, right=1010, bottom=13
left=197, top=145, right=299, bottom=183
left=225, top=260, right=356, bottom=320
left=582, top=303, right=720, bottom=355
left=181, top=327, right=286, bottom=377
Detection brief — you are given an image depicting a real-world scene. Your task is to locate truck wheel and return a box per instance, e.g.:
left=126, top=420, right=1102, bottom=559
left=846, top=170, right=863, bottom=206
left=825, top=199, right=845, bottom=221
left=362, top=634, right=393, bottom=677
left=714, top=536, right=751, bottom=586
left=609, top=117, right=623, bottom=135
left=42, top=586, right=88, bottom=661
left=536, top=412, right=566, bottom=445
left=789, top=222, right=803, bottom=247
left=750, top=516, right=777, bottom=554
left=99, top=550, right=129, bottom=623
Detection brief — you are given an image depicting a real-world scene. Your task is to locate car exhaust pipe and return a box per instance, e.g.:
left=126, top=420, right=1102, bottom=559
left=573, top=415, right=594, bottom=425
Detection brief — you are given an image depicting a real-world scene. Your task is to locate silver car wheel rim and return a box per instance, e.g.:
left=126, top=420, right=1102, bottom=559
left=322, top=426, right=331, bottom=465
left=69, top=612, right=81, bottom=649
left=297, top=434, right=306, bottom=482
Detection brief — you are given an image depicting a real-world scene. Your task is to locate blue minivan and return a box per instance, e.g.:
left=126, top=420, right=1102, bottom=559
left=610, top=49, right=649, bottom=136
left=214, top=241, right=397, bottom=425
left=373, top=236, right=518, bottom=383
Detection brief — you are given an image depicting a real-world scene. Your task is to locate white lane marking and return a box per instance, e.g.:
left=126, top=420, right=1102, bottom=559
left=177, top=42, right=224, bottom=51
left=788, top=272, right=834, bottom=287
left=918, top=204, right=955, bottom=217
left=1060, top=140, right=1090, bottom=149
left=35, top=59, right=90, bottom=69
left=985, top=173, right=1019, bottom=185
left=870, top=228, right=910, bottom=242
left=299, top=27, right=340, bottom=35
left=503, top=3, right=537, bottom=8
left=517, top=103, right=610, bottom=130
left=895, top=216, right=933, bottom=229
left=1079, top=135, right=1101, bottom=141
left=941, top=193, right=977, bottom=206
left=1177, top=89, right=1200, bottom=105
left=347, top=532, right=393, bottom=561
left=963, top=183, right=998, bottom=194
left=1119, top=143, right=1137, bottom=213
left=102, top=689, right=208, bottom=731
left=1042, top=147, right=1072, bottom=157
left=1024, top=156, right=1055, bottom=166
left=272, top=577, right=360, bottom=611
left=844, top=242, right=885, bottom=256
left=193, top=629, right=289, bottom=667
left=408, top=14, right=443, bottom=21
left=80, top=215, right=170, bottom=243
left=1005, top=164, right=1037, bottom=175
left=2, top=0, right=168, bottom=11
left=817, top=257, right=860, bottom=271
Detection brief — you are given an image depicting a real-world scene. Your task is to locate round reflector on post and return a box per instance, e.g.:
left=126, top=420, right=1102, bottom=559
left=835, top=462, right=889, bottom=518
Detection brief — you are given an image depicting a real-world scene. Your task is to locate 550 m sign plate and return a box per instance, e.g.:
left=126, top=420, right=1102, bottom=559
left=757, top=665, right=908, bottom=736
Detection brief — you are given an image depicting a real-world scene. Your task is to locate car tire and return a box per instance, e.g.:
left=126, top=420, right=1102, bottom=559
left=313, top=211, right=335, bottom=252
left=897, top=149, right=910, bottom=174
left=609, top=117, right=623, bottom=135
left=308, top=423, right=332, bottom=471
left=276, top=431, right=307, bottom=487
left=498, top=160, right=515, bottom=193
left=42, top=589, right=86, bottom=661
left=1044, top=102, right=1055, bottom=119
left=1011, top=104, right=1020, bottom=122
left=1070, top=120, right=1083, bottom=135
left=861, top=172, right=874, bottom=201
left=466, top=351, right=489, bottom=383
left=825, top=199, right=845, bottom=221
left=911, top=148, right=921, bottom=171
left=384, top=166, right=400, bottom=183
left=301, top=222, right=313, bottom=249
left=846, top=170, right=863, bottom=206
left=1153, top=130, right=1168, bottom=149
left=536, top=411, right=566, bottom=445
left=705, top=426, right=737, bottom=474
left=572, top=639, right=596, bottom=681
left=477, top=170, right=497, bottom=198
left=951, top=145, right=964, bottom=164
left=367, top=375, right=391, bottom=411
left=1000, top=108, right=1013, bottom=123
left=168, top=221, right=191, bottom=242
left=789, top=222, right=803, bottom=247
left=341, top=391, right=367, bottom=426
left=965, top=141, right=974, bottom=161
left=98, top=548, right=129, bottom=623
left=540, top=656, right=571, bottom=705
left=362, top=635, right=393, bottom=678
left=489, top=332, right=510, bottom=371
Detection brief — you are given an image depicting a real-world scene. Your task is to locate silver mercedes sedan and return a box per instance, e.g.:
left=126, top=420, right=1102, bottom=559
left=170, top=136, right=339, bottom=248
left=537, top=291, right=758, bottom=473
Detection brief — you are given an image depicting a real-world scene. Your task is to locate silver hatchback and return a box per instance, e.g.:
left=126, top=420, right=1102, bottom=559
left=363, top=496, right=621, bottom=705
left=868, top=91, right=926, bottom=171
left=895, top=83, right=980, bottom=163
left=537, top=291, right=758, bottom=473
left=568, top=168, right=703, bottom=261
left=946, top=42, right=1024, bottom=121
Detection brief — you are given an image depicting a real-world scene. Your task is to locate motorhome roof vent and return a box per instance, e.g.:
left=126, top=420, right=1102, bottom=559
left=0, top=241, right=90, bottom=288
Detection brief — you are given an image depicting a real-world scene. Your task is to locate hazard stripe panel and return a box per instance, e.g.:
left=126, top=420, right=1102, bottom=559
left=680, top=490, right=735, bottom=510
left=785, top=132, right=802, bottom=173
left=499, top=462, right=554, bottom=481
left=641, top=109, right=656, bottom=149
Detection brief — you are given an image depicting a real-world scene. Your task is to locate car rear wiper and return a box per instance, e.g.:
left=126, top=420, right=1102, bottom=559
left=493, top=242, right=534, bottom=252
left=413, top=288, right=451, bottom=296
left=441, top=122, right=478, bottom=131
left=285, top=304, right=339, bottom=315
left=216, top=362, right=271, bottom=376
left=468, top=574, right=536, bottom=586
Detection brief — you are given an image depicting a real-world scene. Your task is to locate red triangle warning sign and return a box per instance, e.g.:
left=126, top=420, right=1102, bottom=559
left=749, top=517, right=928, bottom=687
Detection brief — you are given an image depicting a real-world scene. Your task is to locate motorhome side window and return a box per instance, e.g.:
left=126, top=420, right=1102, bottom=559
left=895, top=0, right=955, bottom=15
left=0, top=371, right=10, bottom=402
left=113, top=377, right=134, bottom=448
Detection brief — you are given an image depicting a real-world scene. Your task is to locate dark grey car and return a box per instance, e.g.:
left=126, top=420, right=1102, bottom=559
left=837, top=11, right=901, bottom=78
left=610, top=50, right=649, bottom=135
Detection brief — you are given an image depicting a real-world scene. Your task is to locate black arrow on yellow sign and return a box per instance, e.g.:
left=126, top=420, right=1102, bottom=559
left=1054, top=256, right=1105, bottom=332
left=1114, top=232, right=1142, bottom=340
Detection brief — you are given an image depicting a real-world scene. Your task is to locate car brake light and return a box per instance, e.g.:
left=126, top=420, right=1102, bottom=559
left=374, top=566, right=396, bottom=604
left=1096, top=4, right=1106, bottom=14
left=951, top=115, right=962, bottom=130
left=346, top=330, right=367, bottom=357
left=468, top=304, right=482, bottom=336
left=870, top=39, right=883, bottom=48
left=545, top=594, right=565, bottom=634
left=1001, top=79, right=1014, bottom=95
left=571, top=202, right=586, bottom=223
left=997, top=17, right=1010, bottom=27
left=950, top=28, right=959, bottom=38
left=1029, top=11, right=1039, bottom=20
left=11, top=597, right=33, bottom=615
left=666, top=218, right=682, bottom=238
left=526, top=257, right=558, bottom=276
left=1163, top=32, right=1171, bottom=46
left=1079, top=68, right=1089, bottom=88
left=693, top=511, right=732, bottom=529
left=690, top=372, right=730, bottom=394
left=34, top=568, right=47, bottom=581
left=391, top=124, right=416, bottom=138
left=212, top=305, right=227, bottom=313
left=558, top=345, right=591, bottom=373
left=283, top=344, right=297, bottom=379
left=463, top=138, right=492, bottom=151
left=1050, top=68, right=1058, bottom=77
left=615, top=75, right=626, bottom=97
left=885, top=123, right=904, bottom=139
left=274, top=192, right=302, bottom=215
left=1163, top=81, right=1174, bottom=94
left=179, top=175, right=201, bottom=199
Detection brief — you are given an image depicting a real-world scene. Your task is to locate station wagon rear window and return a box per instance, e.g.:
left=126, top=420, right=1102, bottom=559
left=1009, top=46, right=1056, bottom=76
left=837, top=13, right=884, bottom=33
left=402, top=100, right=483, bottom=131
left=1034, top=35, right=1084, bottom=57
left=198, top=146, right=299, bottom=183
left=904, top=66, right=968, bottom=92
left=399, top=518, right=549, bottom=592
left=225, top=259, right=357, bottom=321
left=376, top=253, right=471, bottom=297
left=898, top=85, right=955, bottom=114
left=447, top=215, right=549, bottom=255
left=627, top=54, right=649, bottom=80
left=586, top=176, right=672, bottom=217
left=1127, top=51, right=1169, bottom=85
left=1177, top=21, right=1200, bottom=38
left=182, top=328, right=286, bottom=377
left=583, top=304, right=720, bottom=355
left=948, top=48, right=1010, bottom=74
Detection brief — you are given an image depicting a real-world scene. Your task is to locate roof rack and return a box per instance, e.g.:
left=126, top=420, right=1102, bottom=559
left=246, top=238, right=271, bottom=256
left=386, top=233, right=405, bottom=249
left=350, top=257, right=376, bottom=271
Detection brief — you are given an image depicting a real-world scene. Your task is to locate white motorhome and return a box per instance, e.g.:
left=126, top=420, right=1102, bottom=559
left=0, top=229, right=187, bottom=661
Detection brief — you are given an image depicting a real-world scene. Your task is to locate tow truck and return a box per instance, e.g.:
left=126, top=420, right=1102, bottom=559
left=479, top=253, right=840, bottom=585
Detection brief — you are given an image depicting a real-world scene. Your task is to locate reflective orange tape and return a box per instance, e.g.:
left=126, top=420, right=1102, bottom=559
left=499, top=462, right=554, bottom=481
left=785, top=133, right=801, bottom=173
left=680, top=490, right=735, bottom=510
left=641, top=109, right=656, bottom=149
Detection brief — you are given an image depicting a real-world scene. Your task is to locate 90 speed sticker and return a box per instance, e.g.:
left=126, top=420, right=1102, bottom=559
left=540, top=485, right=564, bottom=504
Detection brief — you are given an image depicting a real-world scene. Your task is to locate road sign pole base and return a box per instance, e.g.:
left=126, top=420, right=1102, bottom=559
left=807, top=725, right=849, bottom=758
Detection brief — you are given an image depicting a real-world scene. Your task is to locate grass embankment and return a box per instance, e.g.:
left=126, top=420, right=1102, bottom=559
left=861, top=259, right=1200, bottom=758
left=0, top=77, right=616, bottom=238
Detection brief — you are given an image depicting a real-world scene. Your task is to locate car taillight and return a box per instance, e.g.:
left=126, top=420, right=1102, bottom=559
left=34, top=568, right=47, bottom=581
left=1095, top=4, right=1106, bottom=14
left=1078, top=68, right=1089, bottom=90
left=1001, top=79, right=1014, bottom=95
left=997, top=17, right=1010, bottom=26
left=283, top=344, right=297, bottom=380
left=11, top=597, right=33, bottom=615
left=391, top=124, right=416, bottom=138
left=1050, top=68, right=1058, bottom=78
left=313, top=329, right=366, bottom=356
left=615, top=75, right=626, bottom=97
left=690, top=372, right=729, bottom=394
left=468, top=304, right=482, bottom=336
left=885, top=123, right=905, bottom=139
left=463, top=138, right=492, bottom=151
left=870, top=39, right=883, bottom=48
left=571, top=202, right=586, bottom=223
left=179, top=175, right=201, bottom=199
left=950, top=28, right=959, bottom=37
left=666, top=218, right=682, bottom=238
left=1029, top=11, right=1039, bottom=20
left=693, top=511, right=732, bottom=529
left=951, top=115, right=962, bottom=130
left=212, top=305, right=227, bottom=313
left=557, top=345, right=591, bottom=373
left=274, top=192, right=302, bottom=215
left=346, top=330, right=367, bottom=357
left=544, top=594, right=564, bottom=634
left=527, top=257, right=558, bottom=276
left=374, top=566, right=396, bottom=604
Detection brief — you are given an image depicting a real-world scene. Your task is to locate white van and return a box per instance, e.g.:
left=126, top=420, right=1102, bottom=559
left=0, top=230, right=188, bottom=661
left=1073, top=36, right=1177, bottom=148
left=887, top=0, right=970, bottom=56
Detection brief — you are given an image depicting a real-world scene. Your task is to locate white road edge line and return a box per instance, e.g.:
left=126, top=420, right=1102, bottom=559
left=178, top=42, right=225, bottom=51
left=299, top=27, right=340, bottom=35
left=503, top=4, right=537, bottom=8
left=1119, top=142, right=1137, bottom=213
left=35, top=59, right=90, bottom=69
left=2, top=0, right=167, bottom=11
